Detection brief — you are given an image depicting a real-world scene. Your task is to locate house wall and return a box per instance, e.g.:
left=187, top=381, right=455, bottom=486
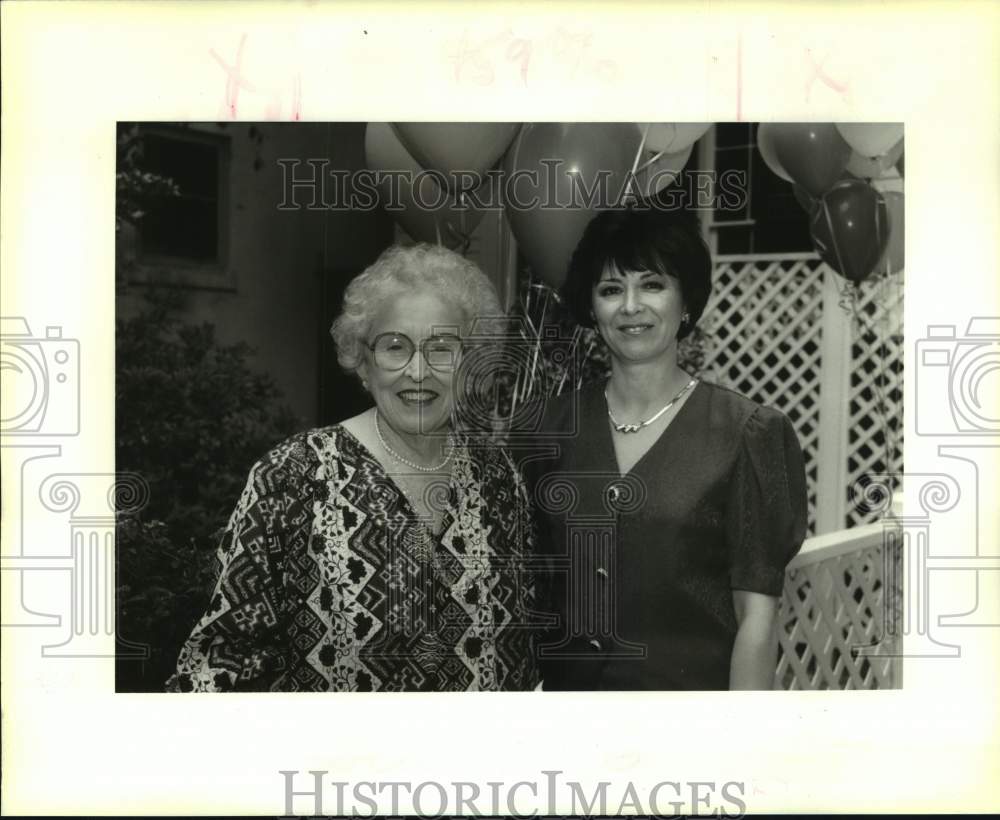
left=118, top=123, right=393, bottom=428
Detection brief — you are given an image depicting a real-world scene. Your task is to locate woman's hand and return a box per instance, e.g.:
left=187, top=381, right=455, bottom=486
left=729, top=589, right=780, bottom=690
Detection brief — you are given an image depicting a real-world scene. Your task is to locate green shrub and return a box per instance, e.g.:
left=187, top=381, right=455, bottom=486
left=116, top=292, right=299, bottom=691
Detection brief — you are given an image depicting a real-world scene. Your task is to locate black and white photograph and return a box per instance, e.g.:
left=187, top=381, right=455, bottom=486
left=4, top=2, right=998, bottom=816
left=114, top=120, right=905, bottom=693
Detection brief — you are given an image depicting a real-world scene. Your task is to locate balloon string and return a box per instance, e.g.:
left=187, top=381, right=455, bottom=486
left=873, top=182, right=895, bottom=499
left=526, top=285, right=551, bottom=398
left=878, top=271, right=897, bottom=487
left=555, top=325, right=584, bottom=395
left=847, top=276, right=899, bottom=512
left=632, top=124, right=649, bottom=173
left=621, top=124, right=651, bottom=203
left=510, top=273, right=528, bottom=416
left=635, top=150, right=666, bottom=174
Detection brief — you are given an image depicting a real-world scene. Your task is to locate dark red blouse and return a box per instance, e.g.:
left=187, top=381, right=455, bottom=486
left=523, top=379, right=808, bottom=690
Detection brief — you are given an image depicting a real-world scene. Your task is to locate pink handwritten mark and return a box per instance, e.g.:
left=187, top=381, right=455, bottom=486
left=447, top=29, right=498, bottom=86
left=506, top=37, right=532, bottom=86
left=290, top=74, right=302, bottom=120
left=210, top=35, right=303, bottom=121
left=210, top=34, right=256, bottom=118
left=804, top=47, right=849, bottom=102
left=446, top=27, right=614, bottom=88
left=551, top=27, right=592, bottom=79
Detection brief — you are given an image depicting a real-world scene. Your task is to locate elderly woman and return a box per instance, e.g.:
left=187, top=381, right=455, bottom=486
left=527, top=206, right=808, bottom=690
left=167, top=244, right=538, bottom=692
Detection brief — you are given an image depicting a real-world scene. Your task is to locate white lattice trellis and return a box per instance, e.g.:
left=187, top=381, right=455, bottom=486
left=844, top=273, right=905, bottom=528
left=700, top=253, right=904, bottom=536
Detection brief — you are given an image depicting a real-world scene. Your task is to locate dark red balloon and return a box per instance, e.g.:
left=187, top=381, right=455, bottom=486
left=770, top=124, right=853, bottom=198
left=503, top=123, right=641, bottom=288
left=792, top=184, right=817, bottom=215
left=810, top=178, right=889, bottom=284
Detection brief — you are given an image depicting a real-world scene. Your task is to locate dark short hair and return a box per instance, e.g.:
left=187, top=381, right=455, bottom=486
left=560, top=206, right=713, bottom=340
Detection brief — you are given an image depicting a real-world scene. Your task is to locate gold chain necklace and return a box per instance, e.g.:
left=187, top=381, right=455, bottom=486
left=605, top=378, right=698, bottom=434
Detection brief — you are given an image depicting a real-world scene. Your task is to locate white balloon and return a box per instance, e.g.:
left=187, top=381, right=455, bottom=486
left=836, top=123, right=904, bottom=159
left=757, top=123, right=793, bottom=183
left=641, top=123, right=711, bottom=155
left=634, top=145, right=693, bottom=197
left=845, top=139, right=904, bottom=179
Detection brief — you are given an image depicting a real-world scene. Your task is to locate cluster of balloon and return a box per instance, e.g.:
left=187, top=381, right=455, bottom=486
left=500, top=123, right=707, bottom=287
left=365, top=121, right=709, bottom=289
left=809, top=179, right=889, bottom=284
left=631, top=122, right=709, bottom=199
left=759, top=123, right=904, bottom=283
left=502, top=123, right=642, bottom=288
left=364, top=123, right=515, bottom=249
left=391, top=123, right=521, bottom=183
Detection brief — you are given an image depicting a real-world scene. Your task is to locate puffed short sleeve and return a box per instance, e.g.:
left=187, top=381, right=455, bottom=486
left=726, top=406, right=808, bottom=597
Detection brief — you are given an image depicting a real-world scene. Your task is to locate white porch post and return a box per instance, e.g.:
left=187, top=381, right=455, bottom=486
left=815, top=266, right=852, bottom=534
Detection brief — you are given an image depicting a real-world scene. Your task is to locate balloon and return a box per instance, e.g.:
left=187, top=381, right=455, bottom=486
left=757, top=124, right=794, bottom=183
left=768, top=123, right=853, bottom=198
left=641, top=123, right=711, bottom=155
left=503, top=123, right=641, bottom=288
left=364, top=122, right=491, bottom=248
left=792, top=184, right=817, bottom=215
left=810, top=178, right=889, bottom=284
left=878, top=191, right=904, bottom=274
left=632, top=145, right=693, bottom=198
left=845, top=138, right=904, bottom=180
left=391, top=123, right=521, bottom=191
left=836, top=123, right=904, bottom=159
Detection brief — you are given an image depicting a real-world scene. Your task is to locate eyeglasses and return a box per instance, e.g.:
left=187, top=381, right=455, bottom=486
left=366, top=332, right=463, bottom=372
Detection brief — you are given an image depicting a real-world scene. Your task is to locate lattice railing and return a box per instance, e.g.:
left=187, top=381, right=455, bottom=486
left=701, top=253, right=904, bottom=536
left=775, top=519, right=903, bottom=690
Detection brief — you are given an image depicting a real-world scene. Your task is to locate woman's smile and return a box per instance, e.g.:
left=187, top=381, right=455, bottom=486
left=618, top=321, right=655, bottom=335
left=396, top=388, right=440, bottom=407
left=592, top=266, right=684, bottom=364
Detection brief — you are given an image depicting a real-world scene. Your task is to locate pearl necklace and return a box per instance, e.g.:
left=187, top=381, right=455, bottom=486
left=606, top=377, right=698, bottom=434
left=373, top=409, right=453, bottom=472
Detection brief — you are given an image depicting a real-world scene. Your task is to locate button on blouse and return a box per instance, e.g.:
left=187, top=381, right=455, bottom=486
left=526, top=380, right=808, bottom=690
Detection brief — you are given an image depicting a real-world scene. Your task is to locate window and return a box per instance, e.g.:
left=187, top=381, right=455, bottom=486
left=128, top=125, right=232, bottom=288
left=711, top=124, right=813, bottom=255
